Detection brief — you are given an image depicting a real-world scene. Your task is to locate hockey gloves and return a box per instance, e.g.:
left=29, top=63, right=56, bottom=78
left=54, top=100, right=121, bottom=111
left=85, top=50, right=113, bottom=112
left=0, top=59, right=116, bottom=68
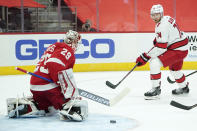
left=153, top=37, right=157, bottom=45
left=136, top=53, right=151, bottom=67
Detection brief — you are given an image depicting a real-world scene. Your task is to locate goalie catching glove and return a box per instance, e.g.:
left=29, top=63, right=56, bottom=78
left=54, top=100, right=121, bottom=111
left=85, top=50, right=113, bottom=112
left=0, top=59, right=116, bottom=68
left=136, top=53, right=151, bottom=67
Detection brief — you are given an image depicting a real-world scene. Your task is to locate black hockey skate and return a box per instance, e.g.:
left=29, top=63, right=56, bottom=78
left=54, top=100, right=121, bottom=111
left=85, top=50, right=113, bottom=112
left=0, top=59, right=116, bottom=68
left=172, top=84, right=189, bottom=95
left=144, top=86, right=161, bottom=100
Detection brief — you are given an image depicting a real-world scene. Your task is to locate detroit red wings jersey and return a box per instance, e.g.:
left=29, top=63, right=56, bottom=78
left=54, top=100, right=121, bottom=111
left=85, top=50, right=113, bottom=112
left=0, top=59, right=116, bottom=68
left=30, top=42, right=75, bottom=91
left=149, top=16, right=188, bottom=58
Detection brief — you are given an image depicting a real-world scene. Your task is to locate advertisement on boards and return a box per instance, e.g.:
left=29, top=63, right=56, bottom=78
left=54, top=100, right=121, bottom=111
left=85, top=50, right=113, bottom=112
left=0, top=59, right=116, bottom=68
left=0, top=33, right=138, bottom=66
left=187, top=33, right=197, bottom=60
left=0, top=32, right=196, bottom=67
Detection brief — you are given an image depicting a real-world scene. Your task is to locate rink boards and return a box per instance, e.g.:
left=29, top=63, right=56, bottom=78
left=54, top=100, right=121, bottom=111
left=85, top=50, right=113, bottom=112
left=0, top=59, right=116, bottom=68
left=0, top=32, right=197, bottom=75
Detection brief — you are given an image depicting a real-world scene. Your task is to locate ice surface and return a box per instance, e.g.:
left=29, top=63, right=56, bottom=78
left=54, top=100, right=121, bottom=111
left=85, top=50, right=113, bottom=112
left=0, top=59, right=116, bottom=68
left=0, top=114, right=137, bottom=131
left=0, top=70, right=197, bottom=131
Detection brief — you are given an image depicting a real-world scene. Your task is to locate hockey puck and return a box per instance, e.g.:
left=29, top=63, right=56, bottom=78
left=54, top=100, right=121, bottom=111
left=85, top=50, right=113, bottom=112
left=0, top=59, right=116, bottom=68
left=110, top=120, right=116, bottom=123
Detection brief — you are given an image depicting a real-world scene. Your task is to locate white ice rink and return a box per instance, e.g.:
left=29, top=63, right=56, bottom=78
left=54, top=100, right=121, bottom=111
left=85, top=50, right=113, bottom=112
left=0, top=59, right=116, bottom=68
left=0, top=70, right=197, bottom=131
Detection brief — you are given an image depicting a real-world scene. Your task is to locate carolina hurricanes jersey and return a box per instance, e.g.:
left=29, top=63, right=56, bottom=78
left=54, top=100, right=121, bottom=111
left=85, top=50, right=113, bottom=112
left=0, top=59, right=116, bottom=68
left=30, top=42, right=75, bottom=91
left=148, top=16, right=188, bottom=58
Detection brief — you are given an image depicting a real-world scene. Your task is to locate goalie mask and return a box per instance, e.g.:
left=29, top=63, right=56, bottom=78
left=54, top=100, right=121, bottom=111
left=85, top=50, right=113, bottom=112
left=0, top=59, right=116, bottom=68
left=64, top=30, right=82, bottom=52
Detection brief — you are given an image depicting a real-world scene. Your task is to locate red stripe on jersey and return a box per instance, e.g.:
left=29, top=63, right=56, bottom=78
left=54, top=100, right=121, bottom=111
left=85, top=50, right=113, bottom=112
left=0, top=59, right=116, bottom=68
left=167, top=38, right=188, bottom=50
left=156, top=22, right=161, bottom=27
left=65, top=72, right=76, bottom=97
left=151, top=73, right=161, bottom=80
left=175, top=75, right=185, bottom=83
left=155, top=42, right=167, bottom=49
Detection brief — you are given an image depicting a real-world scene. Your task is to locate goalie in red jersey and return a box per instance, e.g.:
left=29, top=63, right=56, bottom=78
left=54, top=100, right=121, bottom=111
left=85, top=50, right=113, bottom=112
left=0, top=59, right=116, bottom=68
left=7, top=30, right=88, bottom=121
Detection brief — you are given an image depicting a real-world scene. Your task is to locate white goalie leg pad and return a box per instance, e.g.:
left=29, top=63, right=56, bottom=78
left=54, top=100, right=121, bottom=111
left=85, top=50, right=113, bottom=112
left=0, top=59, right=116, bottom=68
left=59, top=99, right=88, bottom=121
left=7, top=97, right=45, bottom=118
left=58, top=68, right=79, bottom=99
left=46, top=106, right=58, bottom=116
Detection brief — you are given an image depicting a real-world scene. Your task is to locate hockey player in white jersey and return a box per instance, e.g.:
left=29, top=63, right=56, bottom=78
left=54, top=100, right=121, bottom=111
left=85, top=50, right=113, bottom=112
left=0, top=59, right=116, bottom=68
left=136, top=4, right=189, bottom=99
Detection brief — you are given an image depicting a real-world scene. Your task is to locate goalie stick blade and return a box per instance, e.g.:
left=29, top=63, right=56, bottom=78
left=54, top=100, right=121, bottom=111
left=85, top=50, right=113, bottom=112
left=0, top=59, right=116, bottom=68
left=110, top=88, right=131, bottom=106
left=167, top=76, right=176, bottom=84
left=170, top=100, right=194, bottom=110
left=106, top=81, right=117, bottom=89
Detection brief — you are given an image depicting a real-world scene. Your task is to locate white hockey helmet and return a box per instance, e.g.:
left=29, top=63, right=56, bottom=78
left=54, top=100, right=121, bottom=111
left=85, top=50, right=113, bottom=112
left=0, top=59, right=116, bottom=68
left=64, top=30, right=82, bottom=52
left=150, top=4, right=164, bottom=15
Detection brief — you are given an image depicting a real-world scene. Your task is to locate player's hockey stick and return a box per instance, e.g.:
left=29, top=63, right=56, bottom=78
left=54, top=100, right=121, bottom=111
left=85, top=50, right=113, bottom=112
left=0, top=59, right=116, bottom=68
left=167, top=70, right=197, bottom=84
left=106, top=47, right=155, bottom=89
left=170, top=100, right=197, bottom=110
left=16, top=67, right=130, bottom=106
left=106, top=64, right=138, bottom=89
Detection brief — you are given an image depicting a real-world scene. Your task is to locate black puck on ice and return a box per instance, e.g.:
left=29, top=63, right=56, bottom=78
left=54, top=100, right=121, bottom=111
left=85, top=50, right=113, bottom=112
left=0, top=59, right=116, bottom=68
left=110, top=120, right=116, bottom=123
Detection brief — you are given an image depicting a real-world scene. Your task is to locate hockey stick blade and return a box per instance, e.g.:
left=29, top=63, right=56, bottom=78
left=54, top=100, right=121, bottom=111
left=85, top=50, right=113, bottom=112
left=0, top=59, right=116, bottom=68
left=167, top=70, right=197, bottom=84
left=170, top=100, right=197, bottom=110
left=106, top=81, right=118, bottom=89
left=110, top=88, right=130, bottom=106
left=106, top=64, right=138, bottom=89
left=167, top=76, right=176, bottom=84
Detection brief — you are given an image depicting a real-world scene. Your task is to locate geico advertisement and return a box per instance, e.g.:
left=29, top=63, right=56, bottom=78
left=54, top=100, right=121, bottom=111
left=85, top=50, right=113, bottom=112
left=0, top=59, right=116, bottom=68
left=187, top=33, right=197, bottom=61
left=0, top=33, right=138, bottom=66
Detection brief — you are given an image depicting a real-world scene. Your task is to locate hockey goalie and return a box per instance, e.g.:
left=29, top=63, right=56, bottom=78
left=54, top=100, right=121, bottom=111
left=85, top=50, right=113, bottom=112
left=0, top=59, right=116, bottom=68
left=7, top=30, right=88, bottom=121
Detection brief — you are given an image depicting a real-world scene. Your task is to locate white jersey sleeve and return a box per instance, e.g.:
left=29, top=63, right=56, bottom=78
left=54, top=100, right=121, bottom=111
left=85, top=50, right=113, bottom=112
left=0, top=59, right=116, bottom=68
left=148, top=16, right=188, bottom=58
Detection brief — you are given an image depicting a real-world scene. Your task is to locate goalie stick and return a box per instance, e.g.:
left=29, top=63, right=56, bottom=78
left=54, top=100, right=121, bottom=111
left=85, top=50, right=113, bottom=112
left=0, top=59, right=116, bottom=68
left=167, top=70, right=197, bottom=84
left=16, top=67, right=130, bottom=107
left=170, top=100, right=197, bottom=110
left=106, top=64, right=138, bottom=89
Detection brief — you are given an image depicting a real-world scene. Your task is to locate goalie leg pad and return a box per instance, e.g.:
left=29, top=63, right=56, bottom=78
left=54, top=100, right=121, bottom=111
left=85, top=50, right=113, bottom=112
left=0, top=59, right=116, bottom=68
left=58, top=68, right=79, bottom=99
left=7, top=97, right=44, bottom=118
left=59, top=99, right=88, bottom=121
